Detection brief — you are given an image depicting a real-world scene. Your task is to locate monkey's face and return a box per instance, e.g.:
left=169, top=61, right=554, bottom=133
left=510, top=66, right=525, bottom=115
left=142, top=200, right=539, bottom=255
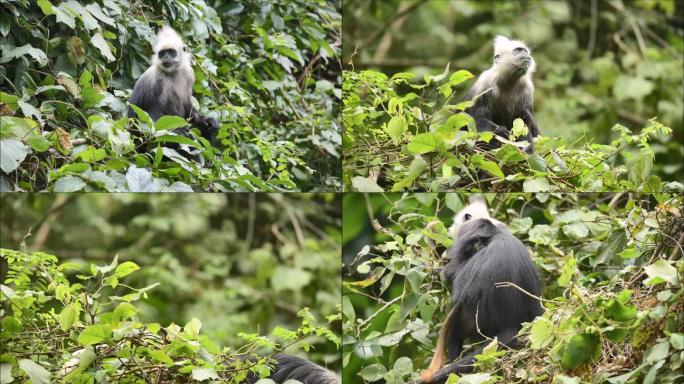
left=492, top=36, right=536, bottom=79
left=156, top=46, right=189, bottom=73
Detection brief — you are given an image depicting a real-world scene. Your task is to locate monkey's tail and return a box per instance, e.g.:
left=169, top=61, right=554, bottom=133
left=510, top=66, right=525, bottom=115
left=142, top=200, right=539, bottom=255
left=419, top=306, right=458, bottom=383
left=422, top=328, right=520, bottom=384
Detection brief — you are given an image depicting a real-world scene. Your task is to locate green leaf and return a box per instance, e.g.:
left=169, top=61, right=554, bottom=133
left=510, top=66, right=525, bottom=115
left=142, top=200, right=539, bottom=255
left=114, top=261, right=140, bottom=278
left=0, top=363, right=13, bottom=384
left=59, top=303, right=80, bottom=331
left=560, top=333, right=600, bottom=370
left=562, top=222, right=589, bottom=239
left=471, top=154, right=504, bottom=179
left=74, top=146, right=106, bottom=163
left=351, top=176, right=384, bottom=192
left=37, top=0, right=55, bottom=15
left=90, top=32, right=115, bottom=62
left=192, top=367, right=219, bottom=381
left=407, top=133, right=442, bottom=154
left=448, top=69, right=474, bottom=86
left=530, top=317, right=553, bottom=349
left=27, top=135, right=50, bottom=152
left=18, top=359, right=50, bottom=384
left=391, top=155, right=427, bottom=191
left=393, top=357, right=413, bottom=376
left=54, top=176, right=86, bottom=192
left=510, top=118, right=528, bottom=140
left=0, top=44, right=48, bottom=67
left=184, top=317, right=202, bottom=338
left=385, top=116, right=407, bottom=142
left=0, top=139, right=30, bottom=173
left=81, top=87, right=104, bottom=109
left=0, top=92, right=19, bottom=110
left=358, top=363, right=387, bottom=381
left=156, top=115, right=188, bottom=131
left=149, top=349, right=173, bottom=365
left=523, top=177, right=551, bottom=192
left=78, top=324, right=110, bottom=345
left=643, top=259, right=678, bottom=285
left=113, top=302, right=137, bottom=321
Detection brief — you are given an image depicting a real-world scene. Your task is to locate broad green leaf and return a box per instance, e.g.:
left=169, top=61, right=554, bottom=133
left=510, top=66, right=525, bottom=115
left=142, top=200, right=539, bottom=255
left=114, top=261, right=140, bottom=278
left=643, top=259, right=678, bottom=285
left=448, top=69, right=474, bottom=86
left=0, top=139, right=30, bottom=173
left=393, top=357, right=413, bottom=376
left=81, top=87, right=104, bottom=109
left=156, top=115, right=188, bottom=131
left=407, top=133, right=442, bottom=154
left=560, top=333, right=600, bottom=370
left=385, top=116, right=407, bottom=142
left=90, top=32, right=115, bottom=62
left=562, top=222, right=589, bottom=239
left=471, top=154, right=504, bottom=179
left=113, top=302, right=137, bottom=321
left=523, top=177, right=551, bottom=192
left=184, top=317, right=202, bottom=338
left=74, top=146, right=106, bottom=163
left=0, top=44, right=48, bottom=67
left=149, top=349, right=173, bottom=365
left=351, top=176, right=384, bottom=192
left=59, top=303, right=80, bottom=331
left=391, top=155, right=427, bottom=191
left=18, top=359, right=50, bottom=384
left=78, top=324, right=110, bottom=345
left=530, top=317, right=553, bottom=349
left=358, top=363, right=387, bottom=381
left=0, top=363, right=13, bottom=384
left=192, top=367, right=219, bottom=381
left=54, top=175, right=86, bottom=192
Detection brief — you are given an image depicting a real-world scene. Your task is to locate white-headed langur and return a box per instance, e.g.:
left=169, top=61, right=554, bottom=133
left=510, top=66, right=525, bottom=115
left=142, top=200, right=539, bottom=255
left=463, top=36, right=540, bottom=153
left=419, top=199, right=543, bottom=384
left=127, top=27, right=219, bottom=160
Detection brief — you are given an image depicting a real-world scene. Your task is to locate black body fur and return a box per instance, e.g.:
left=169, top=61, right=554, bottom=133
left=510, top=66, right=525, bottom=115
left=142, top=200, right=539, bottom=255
left=245, top=353, right=339, bottom=384
left=428, top=218, right=542, bottom=383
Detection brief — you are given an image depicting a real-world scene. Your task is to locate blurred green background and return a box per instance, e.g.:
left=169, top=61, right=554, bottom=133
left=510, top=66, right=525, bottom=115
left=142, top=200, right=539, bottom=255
left=0, top=193, right=341, bottom=371
left=343, top=0, right=683, bottom=181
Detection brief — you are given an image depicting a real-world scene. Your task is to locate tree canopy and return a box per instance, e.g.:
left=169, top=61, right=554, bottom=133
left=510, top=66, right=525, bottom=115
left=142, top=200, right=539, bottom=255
left=0, top=0, right=342, bottom=192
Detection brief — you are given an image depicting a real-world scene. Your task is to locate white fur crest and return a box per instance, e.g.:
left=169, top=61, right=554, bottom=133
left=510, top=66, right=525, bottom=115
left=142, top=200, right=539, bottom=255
left=154, top=26, right=185, bottom=53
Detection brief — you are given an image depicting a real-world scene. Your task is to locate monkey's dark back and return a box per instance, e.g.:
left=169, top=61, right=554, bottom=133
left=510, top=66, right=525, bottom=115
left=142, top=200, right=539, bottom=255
left=450, top=230, right=542, bottom=337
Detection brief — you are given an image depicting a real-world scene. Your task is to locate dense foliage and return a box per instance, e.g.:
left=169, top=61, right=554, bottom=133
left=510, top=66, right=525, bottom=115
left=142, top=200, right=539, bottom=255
left=0, top=193, right=342, bottom=381
left=0, top=249, right=339, bottom=383
left=343, top=68, right=680, bottom=192
left=0, top=0, right=341, bottom=192
left=342, top=0, right=683, bottom=192
left=342, top=193, right=683, bottom=384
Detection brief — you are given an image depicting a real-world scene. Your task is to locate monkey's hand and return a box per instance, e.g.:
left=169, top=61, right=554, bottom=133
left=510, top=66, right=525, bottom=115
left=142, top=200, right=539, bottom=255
left=199, top=117, right=219, bottom=145
left=492, top=125, right=510, bottom=140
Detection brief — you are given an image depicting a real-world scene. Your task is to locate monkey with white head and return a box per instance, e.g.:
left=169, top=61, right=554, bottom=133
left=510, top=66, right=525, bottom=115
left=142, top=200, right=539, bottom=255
left=463, top=36, right=540, bottom=153
left=420, top=198, right=543, bottom=383
left=127, top=27, right=219, bottom=160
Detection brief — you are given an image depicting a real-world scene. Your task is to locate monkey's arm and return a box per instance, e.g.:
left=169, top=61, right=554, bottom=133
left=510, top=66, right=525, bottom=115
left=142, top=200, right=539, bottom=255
left=127, top=77, right=152, bottom=118
left=466, top=97, right=509, bottom=138
left=190, top=108, right=219, bottom=146
left=521, top=109, right=539, bottom=153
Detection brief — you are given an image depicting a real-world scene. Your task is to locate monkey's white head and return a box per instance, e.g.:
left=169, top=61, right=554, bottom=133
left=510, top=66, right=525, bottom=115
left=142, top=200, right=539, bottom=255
left=153, top=26, right=191, bottom=74
left=492, top=35, right=536, bottom=79
left=449, top=198, right=505, bottom=238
